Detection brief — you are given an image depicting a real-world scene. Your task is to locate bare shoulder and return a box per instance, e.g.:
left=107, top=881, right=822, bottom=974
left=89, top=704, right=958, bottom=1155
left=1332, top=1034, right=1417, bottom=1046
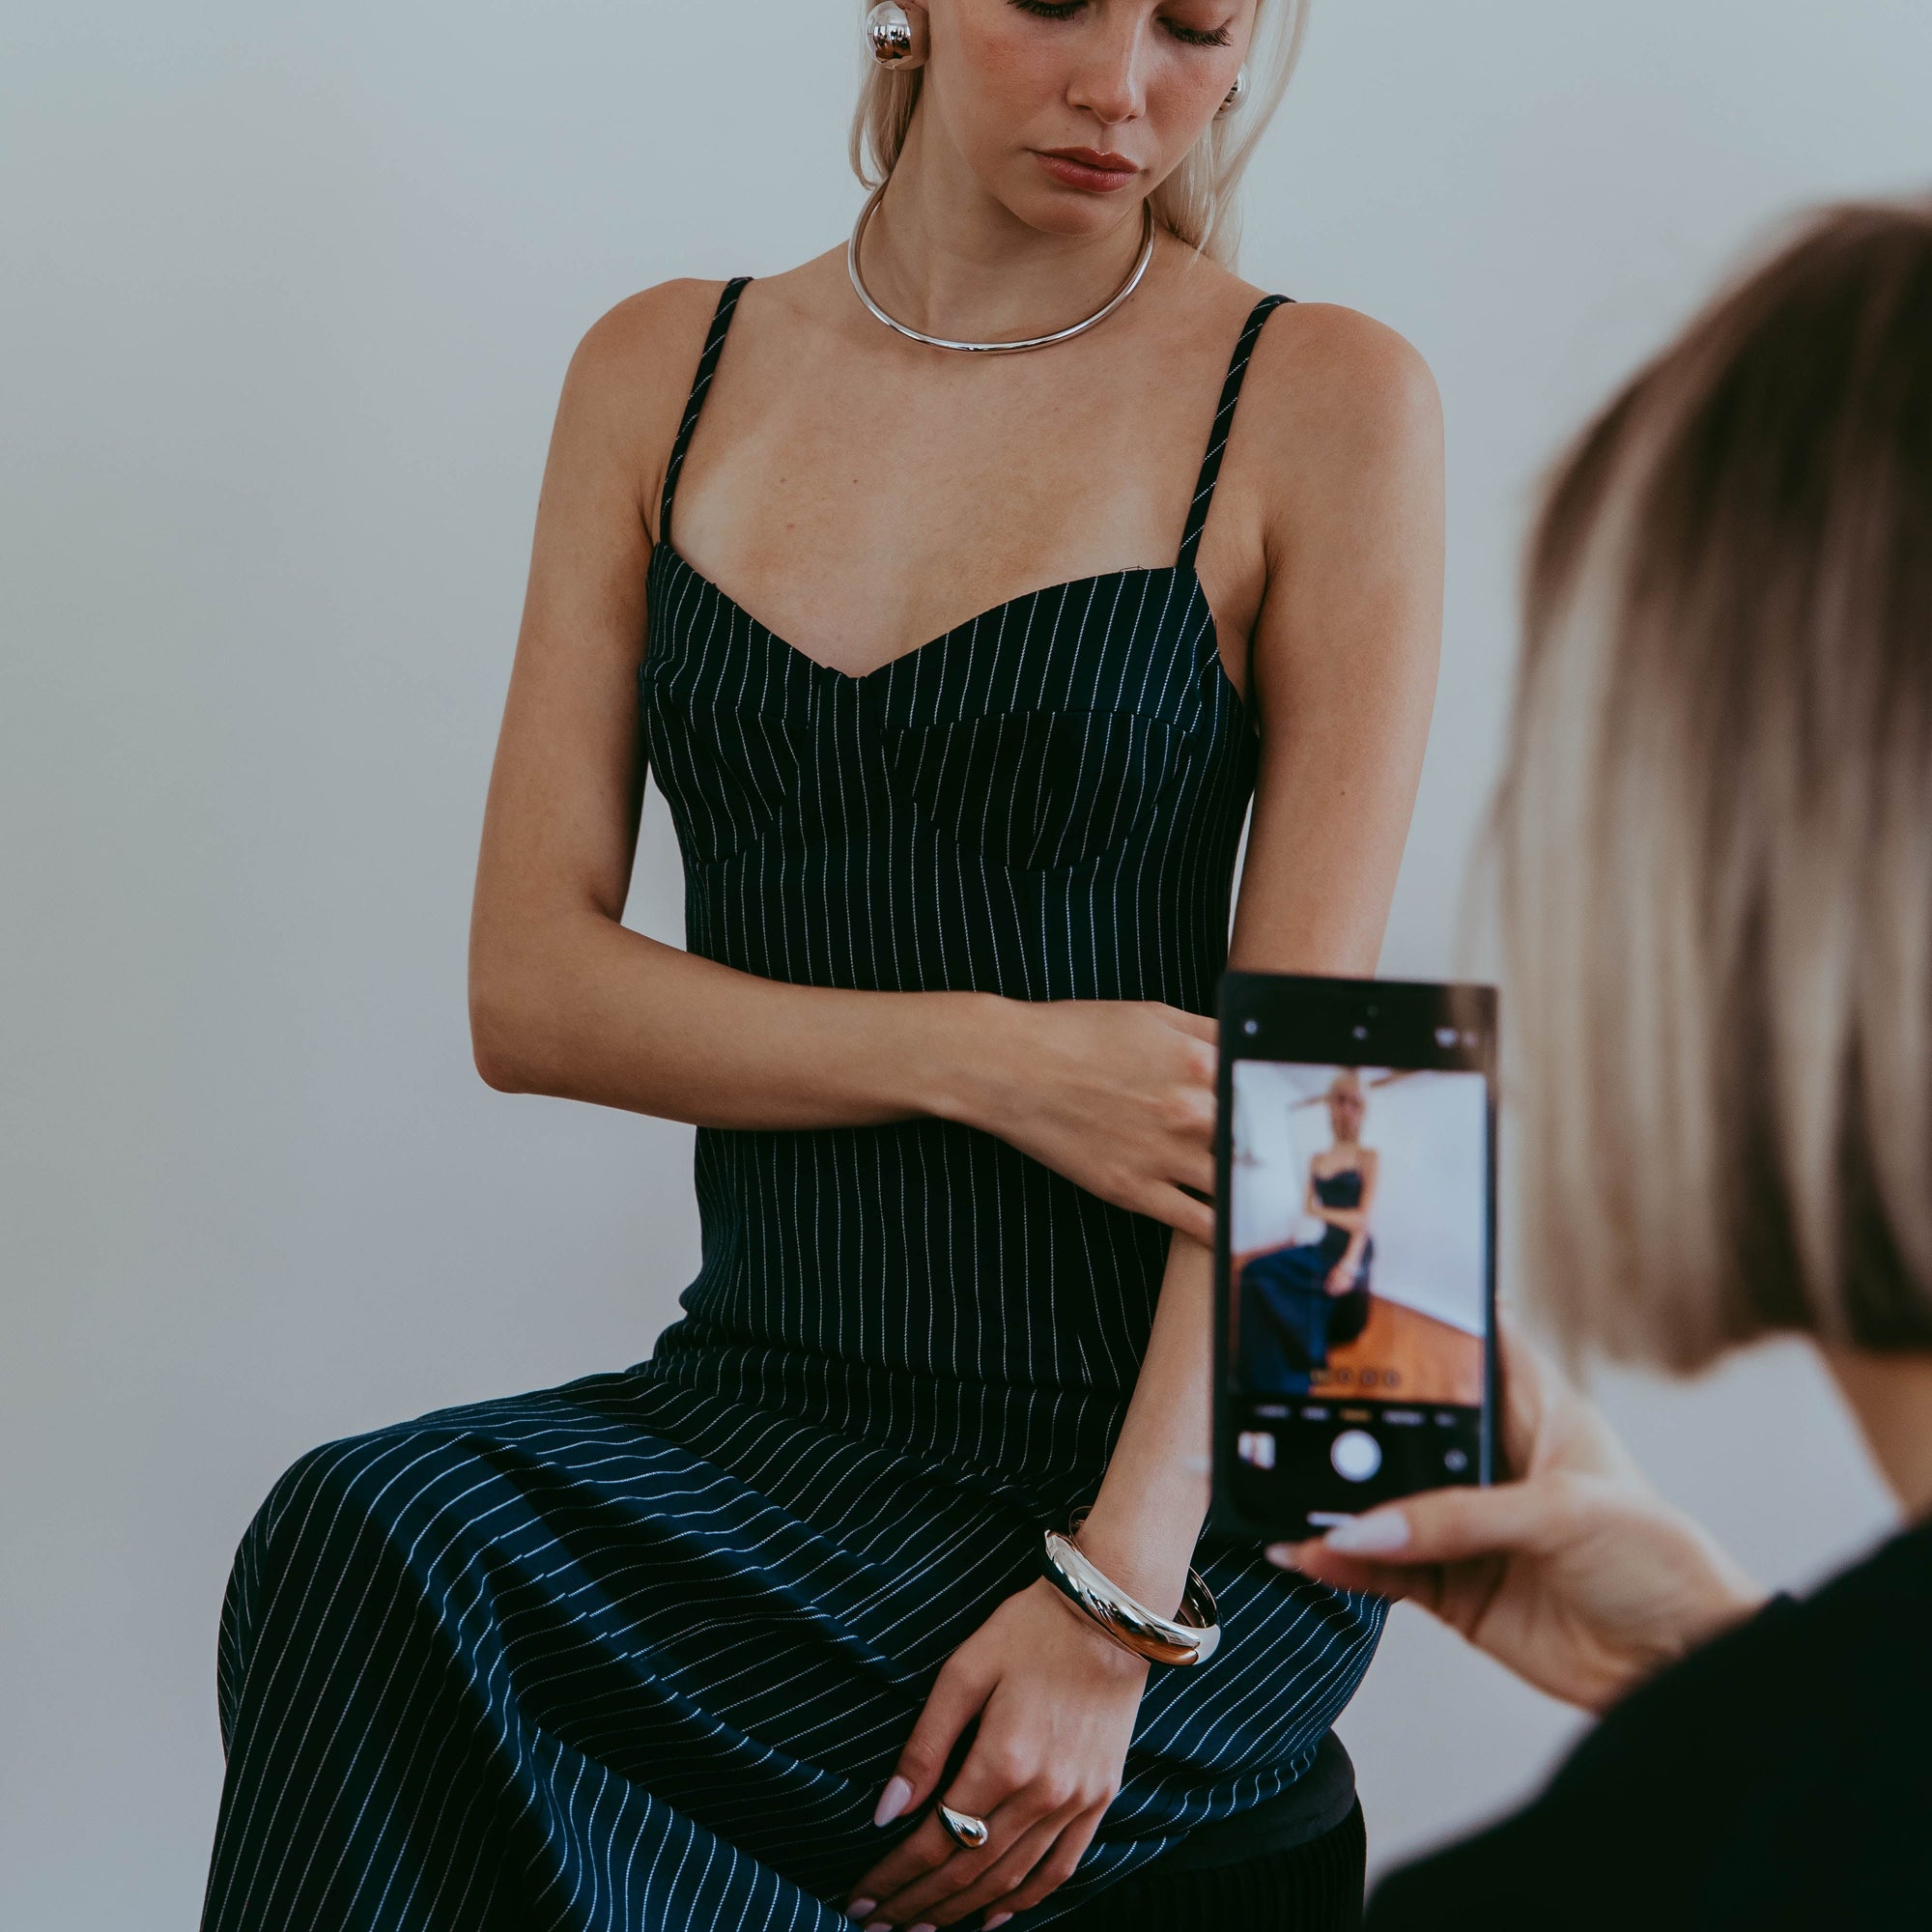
left=576, top=251, right=843, bottom=391
left=568, top=276, right=731, bottom=401
left=1239, top=300, right=1442, bottom=491
left=541, top=277, right=738, bottom=528
left=554, top=280, right=724, bottom=431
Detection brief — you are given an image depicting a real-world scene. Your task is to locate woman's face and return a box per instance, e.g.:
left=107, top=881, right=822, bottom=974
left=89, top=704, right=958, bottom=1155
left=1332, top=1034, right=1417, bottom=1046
left=921, top=0, right=1254, bottom=235
left=1328, top=1086, right=1364, bottom=1139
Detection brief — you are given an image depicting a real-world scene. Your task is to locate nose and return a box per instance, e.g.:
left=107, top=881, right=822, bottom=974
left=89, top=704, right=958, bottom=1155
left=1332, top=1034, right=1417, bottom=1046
left=1065, top=18, right=1149, bottom=128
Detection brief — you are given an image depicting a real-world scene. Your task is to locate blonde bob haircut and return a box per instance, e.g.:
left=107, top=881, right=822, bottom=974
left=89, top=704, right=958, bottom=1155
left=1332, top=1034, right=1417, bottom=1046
left=1496, top=201, right=1932, bottom=1372
left=849, top=1, right=1309, bottom=268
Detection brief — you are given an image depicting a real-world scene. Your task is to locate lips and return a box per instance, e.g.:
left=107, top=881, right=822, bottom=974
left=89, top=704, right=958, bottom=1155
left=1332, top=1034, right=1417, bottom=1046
left=1035, top=147, right=1142, bottom=193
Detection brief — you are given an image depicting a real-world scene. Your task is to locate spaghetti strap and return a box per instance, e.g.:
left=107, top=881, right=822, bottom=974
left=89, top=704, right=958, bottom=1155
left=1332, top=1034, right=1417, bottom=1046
left=659, top=275, right=753, bottom=544
left=1179, top=293, right=1293, bottom=568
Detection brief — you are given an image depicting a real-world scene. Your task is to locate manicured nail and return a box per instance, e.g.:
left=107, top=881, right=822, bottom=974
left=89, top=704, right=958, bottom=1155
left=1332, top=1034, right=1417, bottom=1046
left=1264, top=1541, right=1303, bottom=1569
left=986, top=1916, right=1014, bottom=1929
left=844, top=1903, right=875, bottom=1921
left=872, top=1776, right=914, bottom=1827
left=1322, top=1508, right=1411, bottom=1554
left=911, top=1923, right=937, bottom=1932
left=864, top=1922, right=892, bottom=1932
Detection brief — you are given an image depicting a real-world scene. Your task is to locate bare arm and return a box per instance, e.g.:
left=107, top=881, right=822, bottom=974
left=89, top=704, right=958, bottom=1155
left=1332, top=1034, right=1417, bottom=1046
left=1313, top=1203, right=1371, bottom=1233
left=846, top=306, right=1443, bottom=1928
left=1075, top=310, right=1444, bottom=1609
left=469, top=285, right=1218, bottom=1231
left=469, top=282, right=962, bottom=1128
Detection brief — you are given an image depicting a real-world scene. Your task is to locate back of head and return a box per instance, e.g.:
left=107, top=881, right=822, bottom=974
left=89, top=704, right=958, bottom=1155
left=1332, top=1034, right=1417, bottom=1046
left=1497, top=199, right=1932, bottom=1372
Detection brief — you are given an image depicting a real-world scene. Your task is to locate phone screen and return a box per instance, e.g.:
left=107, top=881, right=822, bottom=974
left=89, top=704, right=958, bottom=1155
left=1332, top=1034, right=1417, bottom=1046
left=1212, top=974, right=1497, bottom=1542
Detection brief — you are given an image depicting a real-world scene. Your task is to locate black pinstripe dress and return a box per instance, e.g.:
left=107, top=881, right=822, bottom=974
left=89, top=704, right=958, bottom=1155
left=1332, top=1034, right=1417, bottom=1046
left=199, top=284, right=1384, bottom=1931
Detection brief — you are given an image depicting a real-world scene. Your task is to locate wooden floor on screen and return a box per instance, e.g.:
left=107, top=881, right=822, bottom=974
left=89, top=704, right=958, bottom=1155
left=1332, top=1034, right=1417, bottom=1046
left=1314, top=1297, right=1484, bottom=1407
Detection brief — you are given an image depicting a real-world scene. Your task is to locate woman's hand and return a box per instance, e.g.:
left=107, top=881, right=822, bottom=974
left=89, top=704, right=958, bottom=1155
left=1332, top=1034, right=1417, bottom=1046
left=1323, top=1261, right=1360, bottom=1296
left=845, top=1579, right=1145, bottom=1930
left=942, top=999, right=1217, bottom=1243
left=1270, top=1323, right=1767, bottom=1712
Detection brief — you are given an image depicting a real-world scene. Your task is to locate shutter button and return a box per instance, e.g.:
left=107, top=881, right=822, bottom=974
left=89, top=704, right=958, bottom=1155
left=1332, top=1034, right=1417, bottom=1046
left=1330, top=1430, right=1382, bottom=1482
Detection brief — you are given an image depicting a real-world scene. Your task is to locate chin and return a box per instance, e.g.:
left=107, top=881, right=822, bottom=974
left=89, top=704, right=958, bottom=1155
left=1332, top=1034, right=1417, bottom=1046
left=1004, top=181, right=1144, bottom=240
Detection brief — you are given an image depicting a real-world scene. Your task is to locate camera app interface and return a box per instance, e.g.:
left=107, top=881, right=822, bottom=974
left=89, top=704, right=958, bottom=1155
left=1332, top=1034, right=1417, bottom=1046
left=1228, top=1061, right=1488, bottom=1516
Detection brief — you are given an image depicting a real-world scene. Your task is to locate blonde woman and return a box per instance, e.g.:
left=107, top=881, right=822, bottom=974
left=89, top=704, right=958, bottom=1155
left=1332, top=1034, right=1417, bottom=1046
left=1239, top=1073, right=1378, bottom=1393
left=199, top=3, right=1442, bottom=1928
left=1281, top=203, right=1932, bottom=1927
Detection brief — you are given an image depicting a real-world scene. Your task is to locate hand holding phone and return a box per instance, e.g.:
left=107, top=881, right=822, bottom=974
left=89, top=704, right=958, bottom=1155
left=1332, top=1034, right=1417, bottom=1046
left=1270, top=1325, right=1767, bottom=1713
left=1212, top=973, right=1499, bottom=1543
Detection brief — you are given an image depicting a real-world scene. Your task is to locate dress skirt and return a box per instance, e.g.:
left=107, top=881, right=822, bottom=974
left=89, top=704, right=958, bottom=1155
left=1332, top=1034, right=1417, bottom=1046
left=202, top=1341, right=1382, bottom=1929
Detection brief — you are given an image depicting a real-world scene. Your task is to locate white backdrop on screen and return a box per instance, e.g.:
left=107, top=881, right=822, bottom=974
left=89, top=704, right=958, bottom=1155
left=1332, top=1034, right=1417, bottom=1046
left=1232, top=1065, right=1486, bottom=1335
left=3, top=3, right=1924, bottom=1925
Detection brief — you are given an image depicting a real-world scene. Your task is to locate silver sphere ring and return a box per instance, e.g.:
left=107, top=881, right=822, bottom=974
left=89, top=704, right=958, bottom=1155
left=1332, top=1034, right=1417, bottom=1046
left=937, top=1802, right=991, bottom=1851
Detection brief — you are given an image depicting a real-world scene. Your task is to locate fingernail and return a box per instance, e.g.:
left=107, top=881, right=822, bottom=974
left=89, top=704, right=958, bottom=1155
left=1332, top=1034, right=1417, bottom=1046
left=872, top=1775, right=914, bottom=1827
left=1323, top=1508, right=1411, bottom=1553
left=864, top=1922, right=892, bottom=1932
left=986, top=1917, right=1014, bottom=1929
left=1264, top=1541, right=1303, bottom=1569
left=844, top=1903, right=875, bottom=1921
left=911, top=1924, right=937, bottom=1932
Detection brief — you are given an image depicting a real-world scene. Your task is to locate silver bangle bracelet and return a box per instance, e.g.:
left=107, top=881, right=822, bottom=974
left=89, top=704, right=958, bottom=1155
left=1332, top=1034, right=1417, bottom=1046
left=1040, top=1509, right=1221, bottom=1667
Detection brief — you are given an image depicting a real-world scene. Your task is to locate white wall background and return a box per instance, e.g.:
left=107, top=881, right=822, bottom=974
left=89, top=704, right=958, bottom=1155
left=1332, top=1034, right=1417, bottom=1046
left=5, top=3, right=1926, bottom=1925
left=1233, top=1065, right=1486, bottom=1333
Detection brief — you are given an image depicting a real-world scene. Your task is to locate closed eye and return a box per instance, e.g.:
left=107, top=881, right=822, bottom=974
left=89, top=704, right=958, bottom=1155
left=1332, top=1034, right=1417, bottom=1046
left=1007, top=1, right=1236, bottom=50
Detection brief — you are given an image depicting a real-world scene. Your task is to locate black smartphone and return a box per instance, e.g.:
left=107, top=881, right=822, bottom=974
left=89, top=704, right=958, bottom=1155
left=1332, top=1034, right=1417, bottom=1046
left=1210, top=972, right=1499, bottom=1543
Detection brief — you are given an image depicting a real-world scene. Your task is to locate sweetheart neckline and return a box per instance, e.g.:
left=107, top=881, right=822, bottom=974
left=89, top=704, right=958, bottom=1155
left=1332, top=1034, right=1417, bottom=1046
left=653, top=540, right=1248, bottom=707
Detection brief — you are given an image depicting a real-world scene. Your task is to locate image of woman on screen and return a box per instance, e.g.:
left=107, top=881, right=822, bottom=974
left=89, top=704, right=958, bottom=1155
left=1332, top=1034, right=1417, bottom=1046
left=1241, top=1072, right=1379, bottom=1394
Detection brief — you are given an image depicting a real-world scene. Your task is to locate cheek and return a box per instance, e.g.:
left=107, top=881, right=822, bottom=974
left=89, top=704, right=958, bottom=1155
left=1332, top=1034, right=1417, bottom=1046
left=1143, top=54, right=1234, bottom=154
left=939, top=9, right=1066, bottom=149
left=1136, top=46, right=1244, bottom=169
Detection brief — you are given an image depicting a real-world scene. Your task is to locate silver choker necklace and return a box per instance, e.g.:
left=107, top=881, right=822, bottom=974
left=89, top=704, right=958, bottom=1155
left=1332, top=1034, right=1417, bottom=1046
left=845, top=183, right=1155, bottom=355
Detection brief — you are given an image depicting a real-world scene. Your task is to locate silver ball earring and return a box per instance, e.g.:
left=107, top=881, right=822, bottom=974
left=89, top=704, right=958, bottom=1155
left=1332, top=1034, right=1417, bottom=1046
left=1218, top=65, right=1248, bottom=115
left=865, top=2, right=927, bottom=70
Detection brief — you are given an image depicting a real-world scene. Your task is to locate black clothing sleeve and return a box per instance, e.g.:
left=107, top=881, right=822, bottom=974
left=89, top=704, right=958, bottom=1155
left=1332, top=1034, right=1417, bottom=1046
left=1364, top=1523, right=1932, bottom=1931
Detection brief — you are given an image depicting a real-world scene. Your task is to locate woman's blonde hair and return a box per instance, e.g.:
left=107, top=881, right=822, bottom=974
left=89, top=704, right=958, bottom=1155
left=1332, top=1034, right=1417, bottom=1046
left=1496, top=201, right=1932, bottom=1372
left=849, top=1, right=1309, bottom=268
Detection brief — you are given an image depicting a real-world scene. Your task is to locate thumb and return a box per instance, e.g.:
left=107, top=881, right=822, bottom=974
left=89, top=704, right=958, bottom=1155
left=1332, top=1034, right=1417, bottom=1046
left=1296, top=1475, right=1583, bottom=1570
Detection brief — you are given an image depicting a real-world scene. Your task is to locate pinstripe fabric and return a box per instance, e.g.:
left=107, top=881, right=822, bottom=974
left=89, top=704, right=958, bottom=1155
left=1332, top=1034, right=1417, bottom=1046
left=200, top=284, right=1385, bottom=1932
